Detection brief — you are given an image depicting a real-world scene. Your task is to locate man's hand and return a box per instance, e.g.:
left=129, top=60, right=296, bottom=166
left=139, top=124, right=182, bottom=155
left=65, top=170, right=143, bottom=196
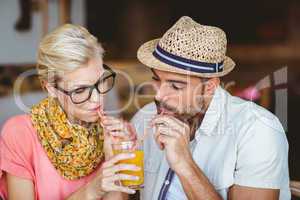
left=151, top=115, right=223, bottom=200
left=151, top=115, right=193, bottom=172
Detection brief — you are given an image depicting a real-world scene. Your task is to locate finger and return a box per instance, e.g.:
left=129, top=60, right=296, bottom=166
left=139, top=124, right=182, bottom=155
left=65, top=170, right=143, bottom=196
left=156, top=115, right=188, bottom=127
left=126, top=123, right=138, bottom=140
left=154, top=126, right=181, bottom=141
left=156, top=126, right=174, bottom=137
left=111, top=185, right=136, bottom=194
left=155, top=139, right=164, bottom=150
left=110, top=173, right=140, bottom=182
left=103, top=132, right=114, bottom=160
left=103, top=153, right=136, bottom=168
left=109, top=131, right=128, bottom=137
left=102, top=119, right=123, bottom=127
left=97, top=108, right=105, bottom=120
left=153, top=127, right=161, bottom=142
left=103, top=164, right=141, bottom=176
left=153, top=128, right=165, bottom=150
left=158, top=134, right=173, bottom=144
left=105, top=123, right=126, bottom=132
left=152, top=116, right=189, bottom=135
left=127, top=123, right=137, bottom=134
left=151, top=116, right=182, bottom=129
left=113, top=164, right=141, bottom=173
left=101, top=116, right=121, bottom=123
left=162, top=127, right=182, bottom=139
left=105, top=123, right=137, bottom=140
left=151, top=115, right=171, bottom=126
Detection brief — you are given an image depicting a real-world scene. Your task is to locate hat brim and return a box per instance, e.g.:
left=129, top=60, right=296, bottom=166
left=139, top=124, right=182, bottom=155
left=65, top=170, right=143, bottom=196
left=137, top=38, right=235, bottom=78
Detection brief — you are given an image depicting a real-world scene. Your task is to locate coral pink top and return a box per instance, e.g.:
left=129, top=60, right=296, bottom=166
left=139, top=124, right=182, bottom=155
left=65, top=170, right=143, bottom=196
left=0, top=115, right=102, bottom=200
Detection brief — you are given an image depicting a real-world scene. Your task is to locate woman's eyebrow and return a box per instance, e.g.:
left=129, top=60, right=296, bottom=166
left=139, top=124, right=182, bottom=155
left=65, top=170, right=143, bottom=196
left=68, top=68, right=106, bottom=89
left=67, top=79, right=97, bottom=89
left=68, top=84, right=90, bottom=90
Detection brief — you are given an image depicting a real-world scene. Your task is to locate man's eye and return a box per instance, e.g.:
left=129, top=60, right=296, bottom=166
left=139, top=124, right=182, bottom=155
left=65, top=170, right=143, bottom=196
left=171, top=83, right=184, bottom=90
left=74, top=88, right=87, bottom=94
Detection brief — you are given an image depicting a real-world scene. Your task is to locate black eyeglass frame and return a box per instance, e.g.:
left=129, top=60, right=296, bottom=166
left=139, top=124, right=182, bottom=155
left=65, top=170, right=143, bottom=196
left=54, top=64, right=116, bottom=104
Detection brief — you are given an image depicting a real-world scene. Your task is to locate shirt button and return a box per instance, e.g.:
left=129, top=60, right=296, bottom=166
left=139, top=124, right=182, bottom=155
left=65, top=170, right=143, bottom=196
left=165, top=180, right=170, bottom=185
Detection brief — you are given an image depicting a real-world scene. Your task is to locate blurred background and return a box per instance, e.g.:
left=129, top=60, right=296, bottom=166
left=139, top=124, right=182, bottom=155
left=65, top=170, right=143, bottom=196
left=0, top=0, right=299, bottom=199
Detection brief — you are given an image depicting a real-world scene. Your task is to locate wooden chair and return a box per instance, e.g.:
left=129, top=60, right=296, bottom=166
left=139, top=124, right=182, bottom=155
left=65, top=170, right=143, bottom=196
left=291, top=180, right=300, bottom=198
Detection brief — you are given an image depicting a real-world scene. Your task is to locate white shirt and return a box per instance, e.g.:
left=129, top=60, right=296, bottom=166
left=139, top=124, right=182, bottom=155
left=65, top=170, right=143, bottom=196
left=166, top=139, right=197, bottom=200
left=131, top=86, right=291, bottom=200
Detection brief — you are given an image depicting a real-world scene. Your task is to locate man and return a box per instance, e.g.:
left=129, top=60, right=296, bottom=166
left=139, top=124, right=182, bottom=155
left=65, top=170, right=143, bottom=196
left=131, top=16, right=290, bottom=200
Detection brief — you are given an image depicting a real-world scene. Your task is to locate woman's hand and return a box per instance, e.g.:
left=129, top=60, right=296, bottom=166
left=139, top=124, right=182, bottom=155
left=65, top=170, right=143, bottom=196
left=67, top=112, right=140, bottom=200
left=100, top=115, right=137, bottom=142
left=82, top=153, right=140, bottom=199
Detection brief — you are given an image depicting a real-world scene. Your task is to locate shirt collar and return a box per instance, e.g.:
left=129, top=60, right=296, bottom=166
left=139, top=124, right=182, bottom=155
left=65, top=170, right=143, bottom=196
left=195, top=86, right=229, bottom=140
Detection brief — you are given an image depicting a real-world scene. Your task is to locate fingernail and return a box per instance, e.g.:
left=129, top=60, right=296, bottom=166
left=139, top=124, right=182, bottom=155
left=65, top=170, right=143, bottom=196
left=130, top=153, right=135, bottom=158
left=130, top=190, right=136, bottom=194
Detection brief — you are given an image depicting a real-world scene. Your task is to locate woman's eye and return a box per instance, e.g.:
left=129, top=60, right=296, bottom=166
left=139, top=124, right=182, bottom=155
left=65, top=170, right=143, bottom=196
left=152, top=76, right=160, bottom=82
left=74, top=88, right=87, bottom=94
left=101, top=76, right=111, bottom=83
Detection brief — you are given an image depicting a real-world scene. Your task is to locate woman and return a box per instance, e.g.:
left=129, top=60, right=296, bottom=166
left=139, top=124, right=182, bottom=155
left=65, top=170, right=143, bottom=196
left=0, top=24, right=139, bottom=200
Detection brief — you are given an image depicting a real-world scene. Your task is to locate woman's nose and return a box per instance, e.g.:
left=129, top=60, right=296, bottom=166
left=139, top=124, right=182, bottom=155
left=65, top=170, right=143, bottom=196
left=90, top=88, right=101, bottom=103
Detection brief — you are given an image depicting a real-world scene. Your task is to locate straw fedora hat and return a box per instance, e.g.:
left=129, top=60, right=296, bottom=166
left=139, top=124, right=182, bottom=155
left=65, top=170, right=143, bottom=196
left=137, top=16, right=235, bottom=78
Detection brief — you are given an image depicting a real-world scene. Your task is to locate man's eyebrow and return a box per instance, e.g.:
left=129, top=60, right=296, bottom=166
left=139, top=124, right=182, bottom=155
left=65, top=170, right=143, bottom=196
left=151, top=69, right=160, bottom=78
left=150, top=69, right=187, bottom=84
left=166, top=80, right=187, bottom=84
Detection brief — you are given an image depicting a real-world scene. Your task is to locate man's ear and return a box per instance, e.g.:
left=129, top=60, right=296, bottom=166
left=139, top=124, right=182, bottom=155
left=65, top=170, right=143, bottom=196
left=205, top=78, right=220, bottom=95
left=45, top=82, right=58, bottom=98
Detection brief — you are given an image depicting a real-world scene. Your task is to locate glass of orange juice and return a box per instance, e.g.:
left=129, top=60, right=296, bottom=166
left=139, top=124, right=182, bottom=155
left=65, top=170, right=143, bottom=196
left=113, top=140, right=144, bottom=190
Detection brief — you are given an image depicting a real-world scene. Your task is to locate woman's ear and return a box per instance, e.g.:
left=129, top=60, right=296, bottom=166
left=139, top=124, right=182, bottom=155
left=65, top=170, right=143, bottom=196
left=45, top=82, right=58, bottom=98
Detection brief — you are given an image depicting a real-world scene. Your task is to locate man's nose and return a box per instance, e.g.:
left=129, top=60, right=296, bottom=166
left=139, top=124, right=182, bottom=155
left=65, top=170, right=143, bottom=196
left=155, top=83, right=169, bottom=102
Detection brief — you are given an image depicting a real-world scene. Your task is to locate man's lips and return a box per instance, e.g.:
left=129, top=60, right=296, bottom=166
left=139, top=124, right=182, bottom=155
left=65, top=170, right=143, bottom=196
left=157, top=107, right=175, bottom=115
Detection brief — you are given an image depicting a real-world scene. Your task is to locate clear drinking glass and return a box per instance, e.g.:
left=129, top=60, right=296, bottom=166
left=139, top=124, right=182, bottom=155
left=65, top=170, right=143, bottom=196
left=112, top=140, right=144, bottom=190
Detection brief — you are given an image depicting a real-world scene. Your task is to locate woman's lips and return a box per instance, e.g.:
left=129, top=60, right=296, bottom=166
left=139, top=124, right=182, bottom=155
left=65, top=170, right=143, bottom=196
left=88, top=105, right=101, bottom=112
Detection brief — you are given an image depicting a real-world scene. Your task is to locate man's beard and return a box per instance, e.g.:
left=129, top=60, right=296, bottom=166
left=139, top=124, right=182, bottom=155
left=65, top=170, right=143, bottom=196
left=154, top=99, right=205, bottom=141
left=154, top=99, right=204, bottom=123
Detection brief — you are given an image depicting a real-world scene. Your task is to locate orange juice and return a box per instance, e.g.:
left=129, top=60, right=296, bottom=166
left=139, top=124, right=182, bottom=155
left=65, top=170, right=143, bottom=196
left=113, top=149, right=144, bottom=189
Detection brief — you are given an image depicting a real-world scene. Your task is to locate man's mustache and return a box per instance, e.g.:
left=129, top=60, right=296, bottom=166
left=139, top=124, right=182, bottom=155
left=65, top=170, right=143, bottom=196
left=154, top=99, right=178, bottom=114
left=154, top=99, right=202, bottom=125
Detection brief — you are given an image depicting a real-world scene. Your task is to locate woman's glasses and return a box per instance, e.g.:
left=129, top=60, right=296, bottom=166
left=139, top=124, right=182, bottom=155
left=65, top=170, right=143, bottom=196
left=54, top=64, right=116, bottom=104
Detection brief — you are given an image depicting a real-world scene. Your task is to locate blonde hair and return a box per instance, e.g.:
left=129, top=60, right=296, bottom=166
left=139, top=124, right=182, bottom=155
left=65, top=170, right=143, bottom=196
left=37, top=24, right=104, bottom=84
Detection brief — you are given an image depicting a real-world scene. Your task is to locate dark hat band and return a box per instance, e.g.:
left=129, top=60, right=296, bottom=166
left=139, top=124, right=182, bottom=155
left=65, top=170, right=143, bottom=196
left=152, top=45, right=224, bottom=73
